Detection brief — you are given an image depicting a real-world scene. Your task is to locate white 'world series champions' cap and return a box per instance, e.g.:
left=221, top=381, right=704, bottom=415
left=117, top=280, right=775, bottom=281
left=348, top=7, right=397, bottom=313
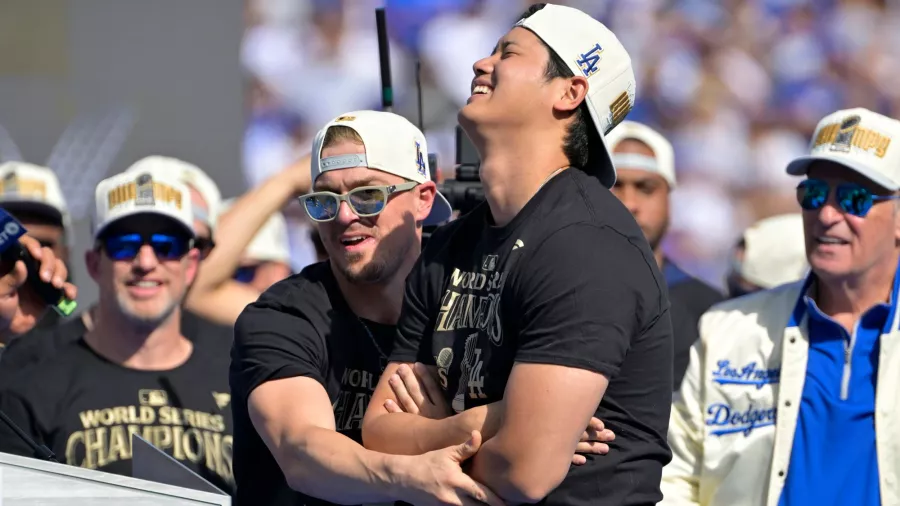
left=93, top=170, right=195, bottom=240
left=310, top=110, right=453, bottom=226
left=515, top=3, right=637, bottom=189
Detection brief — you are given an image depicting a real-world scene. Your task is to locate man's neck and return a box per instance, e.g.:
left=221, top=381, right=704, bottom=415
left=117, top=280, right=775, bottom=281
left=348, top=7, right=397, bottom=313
left=654, top=248, right=665, bottom=270
left=475, top=129, right=570, bottom=227
left=816, top=251, right=900, bottom=330
left=331, top=256, right=417, bottom=326
left=85, top=303, right=191, bottom=371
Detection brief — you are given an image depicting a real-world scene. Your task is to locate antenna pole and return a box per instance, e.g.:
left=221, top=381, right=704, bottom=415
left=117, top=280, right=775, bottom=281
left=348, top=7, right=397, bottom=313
left=375, top=8, right=393, bottom=112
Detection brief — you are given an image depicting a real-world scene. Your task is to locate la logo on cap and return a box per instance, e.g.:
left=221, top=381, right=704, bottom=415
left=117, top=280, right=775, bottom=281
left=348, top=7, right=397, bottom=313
left=415, top=141, right=426, bottom=177
left=576, top=43, right=604, bottom=77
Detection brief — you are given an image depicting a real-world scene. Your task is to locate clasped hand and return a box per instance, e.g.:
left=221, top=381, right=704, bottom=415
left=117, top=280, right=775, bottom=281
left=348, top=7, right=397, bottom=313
left=384, top=362, right=615, bottom=466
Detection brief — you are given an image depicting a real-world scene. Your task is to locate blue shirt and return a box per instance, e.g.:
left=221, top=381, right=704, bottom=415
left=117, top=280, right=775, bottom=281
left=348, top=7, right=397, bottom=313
left=779, top=288, right=888, bottom=506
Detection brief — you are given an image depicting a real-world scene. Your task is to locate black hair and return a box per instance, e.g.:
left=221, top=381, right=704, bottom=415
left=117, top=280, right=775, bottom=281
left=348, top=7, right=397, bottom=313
left=517, top=3, right=603, bottom=169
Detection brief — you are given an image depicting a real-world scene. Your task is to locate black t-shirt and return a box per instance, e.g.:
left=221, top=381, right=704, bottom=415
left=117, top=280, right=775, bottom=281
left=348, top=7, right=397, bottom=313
left=230, top=261, right=395, bottom=506
left=0, top=328, right=235, bottom=495
left=662, top=260, right=724, bottom=390
left=0, top=309, right=233, bottom=380
left=391, top=168, right=674, bottom=506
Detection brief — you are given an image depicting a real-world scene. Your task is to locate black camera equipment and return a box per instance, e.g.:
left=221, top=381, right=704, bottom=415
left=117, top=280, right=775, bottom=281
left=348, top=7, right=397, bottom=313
left=375, top=8, right=485, bottom=246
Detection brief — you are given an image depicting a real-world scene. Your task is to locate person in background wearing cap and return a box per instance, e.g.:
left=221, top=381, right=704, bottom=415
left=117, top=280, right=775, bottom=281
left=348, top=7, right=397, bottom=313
left=219, top=198, right=293, bottom=293
left=663, top=108, right=900, bottom=506
left=0, top=162, right=77, bottom=340
left=186, top=154, right=313, bottom=327
left=725, top=213, right=808, bottom=298
left=231, top=110, right=514, bottom=506
left=606, top=121, right=723, bottom=390
left=363, top=3, right=673, bottom=505
left=0, top=156, right=235, bottom=378
left=0, top=169, right=234, bottom=495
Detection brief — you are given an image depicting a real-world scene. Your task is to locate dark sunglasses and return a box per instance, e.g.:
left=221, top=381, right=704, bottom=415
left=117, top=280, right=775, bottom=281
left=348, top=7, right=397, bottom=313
left=796, top=179, right=900, bottom=218
left=195, top=236, right=216, bottom=258
left=102, top=233, right=193, bottom=261
left=233, top=264, right=259, bottom=283
left=300, top=182, right=418, bottom=222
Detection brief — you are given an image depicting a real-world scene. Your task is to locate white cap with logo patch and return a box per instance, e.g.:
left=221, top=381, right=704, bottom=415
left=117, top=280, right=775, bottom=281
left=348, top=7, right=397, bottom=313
left=0, top=161, right=71, bottom=229
left=740, top=213, right=808, bottom=289
left=515, top=3, right=636, bottom=189
left=125, top=156, right=222, bottom=232
left=786, top=108, right=900, bottom=190
left=605, top=121, right=676, bottom=189
left=310, top=110, right=453, bottom=226
left=93, top=170, right=195, bottom=240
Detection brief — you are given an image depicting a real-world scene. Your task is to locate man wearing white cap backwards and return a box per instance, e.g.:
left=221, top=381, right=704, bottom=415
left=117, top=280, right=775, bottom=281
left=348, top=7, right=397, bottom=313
left=606, top=121, right=724, bottom=390
left=663, top=107, right=900, bottom=506
left=231, top=110, right=500, bottom=506
left=363, top=3, right=674, bottom=505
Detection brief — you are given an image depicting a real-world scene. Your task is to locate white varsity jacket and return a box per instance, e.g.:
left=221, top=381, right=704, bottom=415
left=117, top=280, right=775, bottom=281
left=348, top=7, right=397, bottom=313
left=660, top=280, right=900, bottom=506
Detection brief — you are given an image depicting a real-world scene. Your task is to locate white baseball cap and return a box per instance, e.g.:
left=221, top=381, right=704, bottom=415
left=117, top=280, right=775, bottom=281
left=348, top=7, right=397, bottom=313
left=310, top=110, right=452, bottom=226
left=0, top=161, right=71, bottom=229
left=125, top=156, right=222, bottom=233
left=786, top=108, right=900, bottom=189
left=739, top=213, right=808, bottom=289
left=93, top=169, right=195, bottom=240
left=220, top=198, right=291, bottom=265
left=515, top=3, right=636, bottom=189
left=605, top=121, right=676, bottom=189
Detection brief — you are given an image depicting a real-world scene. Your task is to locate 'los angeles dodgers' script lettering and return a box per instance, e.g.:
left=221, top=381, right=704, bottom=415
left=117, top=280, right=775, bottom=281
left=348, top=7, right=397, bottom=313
left=712, top=360, right=780, bottom=388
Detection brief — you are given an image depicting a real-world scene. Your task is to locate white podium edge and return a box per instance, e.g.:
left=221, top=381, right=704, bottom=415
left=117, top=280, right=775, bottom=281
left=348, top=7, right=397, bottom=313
left=0, top=451, right=230, bottom=505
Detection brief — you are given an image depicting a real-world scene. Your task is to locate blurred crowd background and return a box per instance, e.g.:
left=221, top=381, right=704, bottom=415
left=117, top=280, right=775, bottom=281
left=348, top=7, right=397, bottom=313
left=241, top=0, right=900, bottom=288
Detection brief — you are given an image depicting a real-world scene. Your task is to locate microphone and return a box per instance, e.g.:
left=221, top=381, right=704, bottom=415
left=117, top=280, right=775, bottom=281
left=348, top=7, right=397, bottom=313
left=0, top=208, right=77, bottom=317
left=0, top=410, right=58, bottom=462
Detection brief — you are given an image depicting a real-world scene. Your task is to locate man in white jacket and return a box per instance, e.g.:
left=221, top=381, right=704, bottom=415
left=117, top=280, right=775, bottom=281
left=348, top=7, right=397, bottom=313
left=662, top=107, right=900, bottom=506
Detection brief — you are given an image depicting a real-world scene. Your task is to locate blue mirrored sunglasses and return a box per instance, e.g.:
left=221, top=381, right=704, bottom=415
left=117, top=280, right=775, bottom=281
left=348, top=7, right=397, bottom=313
left=233, top=264, right=259, bottom=283
left=796, top=179, right=900, bottom=218
left=300, top=182, right=418, bottom=222
left=103, top=233, right=193, bottom=261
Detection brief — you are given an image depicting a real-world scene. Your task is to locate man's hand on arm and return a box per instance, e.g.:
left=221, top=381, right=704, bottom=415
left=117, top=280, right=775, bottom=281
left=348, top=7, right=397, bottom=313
left=248, top=376, right=504, bottom=506
left=368, top=362, right=615, bottom=465
left=468, top=363, right=609, bottom=504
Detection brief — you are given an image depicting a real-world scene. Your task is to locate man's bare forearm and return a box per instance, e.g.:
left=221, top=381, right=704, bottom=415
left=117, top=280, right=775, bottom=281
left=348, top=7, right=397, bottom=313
left=362, top=403, right=502, bottom=455
left=279, top=425, right=411, bottom=505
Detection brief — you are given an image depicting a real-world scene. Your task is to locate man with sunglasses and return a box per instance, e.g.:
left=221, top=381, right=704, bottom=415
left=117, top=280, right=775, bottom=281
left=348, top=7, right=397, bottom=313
left=663, top=107, right=900, bottom=506
left=0, top=156, right=234, bottom=377
left=0, top=169, right=235, bottom=495
left=219, top=197, right=292, bottom=294
left=230, top=109, right=507, bottom=506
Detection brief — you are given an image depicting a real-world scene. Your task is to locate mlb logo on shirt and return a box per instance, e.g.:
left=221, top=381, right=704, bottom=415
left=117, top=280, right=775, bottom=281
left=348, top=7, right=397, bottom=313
left=482, top=254, right=498, bottom=272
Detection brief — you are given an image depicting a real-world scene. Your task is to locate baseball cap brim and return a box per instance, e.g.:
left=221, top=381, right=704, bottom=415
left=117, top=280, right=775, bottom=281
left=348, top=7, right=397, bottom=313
left=0, top=200, right=66, bottom=225
left=93, top=209, right=195, bottom=241
left=786, top=155, right=900, bottom=191
left=426, top=191, right=453, bottom=226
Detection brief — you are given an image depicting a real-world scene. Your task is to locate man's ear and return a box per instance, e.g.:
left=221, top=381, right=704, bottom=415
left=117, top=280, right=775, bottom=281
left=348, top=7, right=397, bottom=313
left=553, top=76, right=589, bottom=114
left=85, top=248, right=101, bottom=283
left=415, top=181, right=437, bottom=223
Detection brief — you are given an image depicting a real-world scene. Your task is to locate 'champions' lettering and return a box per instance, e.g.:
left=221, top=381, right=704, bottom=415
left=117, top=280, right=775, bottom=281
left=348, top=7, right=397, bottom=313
left=705, top=402, right=777, bottom=437
left=814, top=121, right=892, bottom=158
left=65, top=403, right=232, bottom=484
left=712, top=360, right=780, bottom=388
left=434, top=268, right=506, bottom=345
left=107, top=181, right=183, bottom=210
